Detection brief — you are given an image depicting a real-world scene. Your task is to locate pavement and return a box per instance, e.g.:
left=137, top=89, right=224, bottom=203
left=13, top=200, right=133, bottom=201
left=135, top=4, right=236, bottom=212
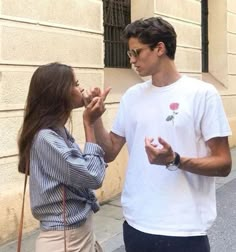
left=1, top=148, right=236, bottom=252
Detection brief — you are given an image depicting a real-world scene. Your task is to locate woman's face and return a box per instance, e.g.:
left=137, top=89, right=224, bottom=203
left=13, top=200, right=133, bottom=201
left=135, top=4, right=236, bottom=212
left=70, top=77, right=85, bottom=109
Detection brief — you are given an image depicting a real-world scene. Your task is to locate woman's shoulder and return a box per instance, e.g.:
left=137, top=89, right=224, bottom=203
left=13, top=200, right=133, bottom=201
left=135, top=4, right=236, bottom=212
left=33, top=128, right=60, bottom=146
left=37, top=128, right=58, bottom=138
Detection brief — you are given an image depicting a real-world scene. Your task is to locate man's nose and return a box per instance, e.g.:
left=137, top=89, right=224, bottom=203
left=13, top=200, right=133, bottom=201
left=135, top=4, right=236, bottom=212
left=129, top=56, right=136, bottom=64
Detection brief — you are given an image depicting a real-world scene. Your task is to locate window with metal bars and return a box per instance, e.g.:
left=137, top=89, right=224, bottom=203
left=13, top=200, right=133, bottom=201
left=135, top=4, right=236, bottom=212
left=103, top=0, right=131, bottom=68
left=201, top=0, right=208, bottom=72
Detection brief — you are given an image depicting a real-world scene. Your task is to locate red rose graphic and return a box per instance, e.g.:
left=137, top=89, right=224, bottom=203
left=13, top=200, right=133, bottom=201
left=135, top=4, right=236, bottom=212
left=169, top=103, right=179, bottom=110
left=166, top=102, right=180, bottom=125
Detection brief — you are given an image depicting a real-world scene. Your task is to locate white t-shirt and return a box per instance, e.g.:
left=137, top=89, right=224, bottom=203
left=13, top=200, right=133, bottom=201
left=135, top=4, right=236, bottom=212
left=112, top=75, right=232, bottom=236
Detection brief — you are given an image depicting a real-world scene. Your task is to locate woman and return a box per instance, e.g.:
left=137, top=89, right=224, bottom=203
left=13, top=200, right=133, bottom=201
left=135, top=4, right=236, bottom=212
left=18, top=62, right=108, bottom=251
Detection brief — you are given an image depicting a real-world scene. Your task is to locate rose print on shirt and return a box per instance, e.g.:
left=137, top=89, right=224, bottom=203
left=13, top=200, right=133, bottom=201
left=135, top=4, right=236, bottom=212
left=166, top=102, right=179, bottom=125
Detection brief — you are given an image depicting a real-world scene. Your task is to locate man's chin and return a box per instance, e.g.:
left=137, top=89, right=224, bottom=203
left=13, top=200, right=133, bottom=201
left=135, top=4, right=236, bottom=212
left=138, top=72, right=148, bottom=77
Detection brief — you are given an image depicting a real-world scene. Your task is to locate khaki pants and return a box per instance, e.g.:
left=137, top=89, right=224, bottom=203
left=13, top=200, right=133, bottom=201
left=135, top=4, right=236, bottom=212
left=35, top=214, right=102, bottom=252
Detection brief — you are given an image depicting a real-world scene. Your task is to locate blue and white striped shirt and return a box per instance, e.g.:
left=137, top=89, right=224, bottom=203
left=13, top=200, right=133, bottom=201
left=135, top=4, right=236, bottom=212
left=29, top=127, right=106, bottom=230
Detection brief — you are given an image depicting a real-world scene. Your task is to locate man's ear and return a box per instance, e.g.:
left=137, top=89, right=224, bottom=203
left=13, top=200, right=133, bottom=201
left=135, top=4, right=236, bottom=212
left=155, top=42, right=166, bottom=56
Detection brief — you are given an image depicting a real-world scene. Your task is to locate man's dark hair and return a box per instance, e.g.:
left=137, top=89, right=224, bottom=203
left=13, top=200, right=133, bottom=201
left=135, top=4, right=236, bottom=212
left=122, top=17, right=177, bottom=60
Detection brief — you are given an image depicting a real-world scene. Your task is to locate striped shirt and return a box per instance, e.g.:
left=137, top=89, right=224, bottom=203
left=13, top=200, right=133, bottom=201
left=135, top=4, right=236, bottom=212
left=29, top=127, right=106, bottom=230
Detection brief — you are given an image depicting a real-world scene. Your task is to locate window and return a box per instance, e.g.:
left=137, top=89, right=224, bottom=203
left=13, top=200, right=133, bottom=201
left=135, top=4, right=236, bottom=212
left=201, top=0, right=208, bottom=72
left=103, top=0, right=131, bottom=68
left=202, top=0, right=228, bottom=86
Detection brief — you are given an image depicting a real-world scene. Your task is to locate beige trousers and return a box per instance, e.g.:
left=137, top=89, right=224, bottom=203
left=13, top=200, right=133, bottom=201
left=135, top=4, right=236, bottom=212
left=35, top=214, right=103, bottom=252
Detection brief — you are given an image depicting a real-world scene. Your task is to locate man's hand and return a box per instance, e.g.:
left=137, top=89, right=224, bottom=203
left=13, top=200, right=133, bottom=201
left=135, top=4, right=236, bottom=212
left=144, top=137, right=175, bottom=165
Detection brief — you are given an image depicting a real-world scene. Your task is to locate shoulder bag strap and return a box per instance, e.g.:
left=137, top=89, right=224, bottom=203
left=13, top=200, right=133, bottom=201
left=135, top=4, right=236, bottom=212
left=17, top=159, right=29, bottom=252
left=62, top=186, right=67, bottom=252
left=17, top=161, right=67, bottom=252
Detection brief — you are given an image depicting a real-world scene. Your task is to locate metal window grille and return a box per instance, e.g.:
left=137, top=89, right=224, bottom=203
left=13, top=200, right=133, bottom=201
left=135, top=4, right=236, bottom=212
left=103, top=0, right=131, bottom=68
left=201, top=0, right=208, bottom=72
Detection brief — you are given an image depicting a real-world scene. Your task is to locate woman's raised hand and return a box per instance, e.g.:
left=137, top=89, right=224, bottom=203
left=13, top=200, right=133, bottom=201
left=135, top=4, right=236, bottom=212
left=83, top=87, right=111, bottom=125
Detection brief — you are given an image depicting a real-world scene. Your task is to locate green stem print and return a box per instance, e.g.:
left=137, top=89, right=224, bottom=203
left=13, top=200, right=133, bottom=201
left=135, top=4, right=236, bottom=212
left=166, top=102, right=179, bottom=125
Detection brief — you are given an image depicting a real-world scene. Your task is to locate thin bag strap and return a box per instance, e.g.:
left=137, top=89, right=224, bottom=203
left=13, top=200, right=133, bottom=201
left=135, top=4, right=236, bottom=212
left=17, top=159, right=29, bottom=252
left=62, top=186, right=67, bottom=252
left=17, top=161, right=67, bottom=252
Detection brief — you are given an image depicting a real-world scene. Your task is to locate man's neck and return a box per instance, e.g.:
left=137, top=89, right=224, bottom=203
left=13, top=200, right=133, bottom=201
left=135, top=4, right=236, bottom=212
left=151, top=61, right=181, bottom=87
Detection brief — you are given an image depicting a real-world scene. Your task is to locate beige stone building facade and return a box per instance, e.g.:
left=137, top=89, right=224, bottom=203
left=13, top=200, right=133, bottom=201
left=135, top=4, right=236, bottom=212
left=0, top=0, right=235, bottom=245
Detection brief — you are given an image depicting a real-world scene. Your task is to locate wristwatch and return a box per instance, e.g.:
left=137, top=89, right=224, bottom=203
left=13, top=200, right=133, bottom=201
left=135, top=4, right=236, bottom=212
left=166, top=152, right=181, bottom=171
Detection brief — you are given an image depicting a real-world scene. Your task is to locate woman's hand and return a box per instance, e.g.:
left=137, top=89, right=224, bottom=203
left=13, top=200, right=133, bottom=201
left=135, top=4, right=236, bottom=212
left=83, top=87, right=111, bottom=125
left=83, top=97, right=105, bottom=125
left=82, top=87, right=111, bottom=107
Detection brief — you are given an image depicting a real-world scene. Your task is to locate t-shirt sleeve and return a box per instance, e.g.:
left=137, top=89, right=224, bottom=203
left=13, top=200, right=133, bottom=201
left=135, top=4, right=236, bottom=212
left=111, top=97, right=126, bottom=137
left=201, top=87, right=232, bottom=141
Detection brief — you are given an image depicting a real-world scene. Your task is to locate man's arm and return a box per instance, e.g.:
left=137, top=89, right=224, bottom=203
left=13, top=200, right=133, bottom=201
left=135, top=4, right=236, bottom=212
left=180, top=137, right=231, bottom=176
left=145, top=136, right=232, bottom=177
left=94, top=118, right=126, bottom=163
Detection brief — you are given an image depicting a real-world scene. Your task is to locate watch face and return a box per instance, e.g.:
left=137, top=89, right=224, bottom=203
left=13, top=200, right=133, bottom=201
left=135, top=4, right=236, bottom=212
left=166, top=164, right=178, bottom=171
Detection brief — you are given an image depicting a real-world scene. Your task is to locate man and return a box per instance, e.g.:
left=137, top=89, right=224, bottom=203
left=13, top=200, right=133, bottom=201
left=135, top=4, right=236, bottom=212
left=94, top=17, right=232, bottom=252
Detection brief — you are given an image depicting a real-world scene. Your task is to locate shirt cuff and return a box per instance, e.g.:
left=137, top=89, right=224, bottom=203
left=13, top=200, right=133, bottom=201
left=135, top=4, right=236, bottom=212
left=83, top=142, right=105, bottom=157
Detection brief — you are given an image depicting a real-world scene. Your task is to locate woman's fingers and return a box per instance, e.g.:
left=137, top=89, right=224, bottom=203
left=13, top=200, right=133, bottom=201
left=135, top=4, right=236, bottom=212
left=86, top=96, right=99, bottom=109
left=83, top=86, right=111, bottom=107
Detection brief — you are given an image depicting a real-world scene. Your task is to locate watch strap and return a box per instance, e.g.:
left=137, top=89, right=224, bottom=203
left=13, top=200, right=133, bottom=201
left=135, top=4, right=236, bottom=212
left=166, top=152, right=180, bottom=169
left=173, top=152, right=180, bottom=167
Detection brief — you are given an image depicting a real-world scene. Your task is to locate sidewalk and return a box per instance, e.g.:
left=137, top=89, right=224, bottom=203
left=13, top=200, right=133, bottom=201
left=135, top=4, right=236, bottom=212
left=1, top=148, right=236, bottom=252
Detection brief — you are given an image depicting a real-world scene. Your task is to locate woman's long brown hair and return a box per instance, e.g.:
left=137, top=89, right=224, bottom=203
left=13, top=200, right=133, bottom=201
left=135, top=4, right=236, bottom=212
left=18, top=62, right=74, bottom=174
